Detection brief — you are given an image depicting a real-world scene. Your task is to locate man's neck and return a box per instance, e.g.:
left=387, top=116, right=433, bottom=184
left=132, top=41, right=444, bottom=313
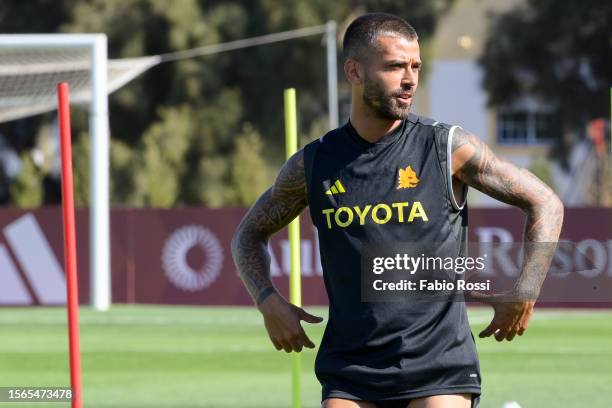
left=349, top=104, right=402, bottom=144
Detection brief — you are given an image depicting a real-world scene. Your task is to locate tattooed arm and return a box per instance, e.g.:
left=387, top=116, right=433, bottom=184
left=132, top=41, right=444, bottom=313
left=451, top=127, right=564, bottom=341
left=231, top=150, right=323, bottom=353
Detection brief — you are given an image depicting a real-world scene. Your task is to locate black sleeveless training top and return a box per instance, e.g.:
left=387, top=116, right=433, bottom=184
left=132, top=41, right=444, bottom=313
left=303, top=113, right=481, bottom=401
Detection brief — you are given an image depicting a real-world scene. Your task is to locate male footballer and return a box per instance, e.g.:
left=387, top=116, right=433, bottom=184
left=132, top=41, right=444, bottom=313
left=232, top=12, right=563, bottom=408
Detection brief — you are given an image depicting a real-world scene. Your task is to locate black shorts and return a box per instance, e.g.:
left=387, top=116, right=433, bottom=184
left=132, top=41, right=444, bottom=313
left=322, top=385, right=481, bottom=408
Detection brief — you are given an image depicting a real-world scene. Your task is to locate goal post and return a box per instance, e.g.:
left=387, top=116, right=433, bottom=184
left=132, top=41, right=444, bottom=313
left=0, top=34, right=110, bottom=311
left=0, top=25, right=340, bottom=313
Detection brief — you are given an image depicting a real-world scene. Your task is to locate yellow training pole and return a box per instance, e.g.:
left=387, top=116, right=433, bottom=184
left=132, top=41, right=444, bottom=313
left=284, top=88, right=302, bottom=408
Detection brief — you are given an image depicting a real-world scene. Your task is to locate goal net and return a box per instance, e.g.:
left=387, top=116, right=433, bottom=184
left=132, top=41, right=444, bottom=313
left=0, top=26, right=337, bottom=311
left=0, top=45, right=159, bottom=123
left=0, top=34, right=160, bottom=312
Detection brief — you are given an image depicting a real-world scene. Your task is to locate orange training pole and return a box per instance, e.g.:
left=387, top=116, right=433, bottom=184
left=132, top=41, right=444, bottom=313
left=57, top=82, right=83, bottom=408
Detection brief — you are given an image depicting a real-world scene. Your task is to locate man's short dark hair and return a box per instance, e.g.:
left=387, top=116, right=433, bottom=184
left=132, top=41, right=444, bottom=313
left=343, top=13, right=418, bottom=61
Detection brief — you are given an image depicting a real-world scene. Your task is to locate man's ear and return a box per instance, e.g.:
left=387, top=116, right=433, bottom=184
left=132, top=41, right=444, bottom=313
left=344, top=59, right=364, bottom=85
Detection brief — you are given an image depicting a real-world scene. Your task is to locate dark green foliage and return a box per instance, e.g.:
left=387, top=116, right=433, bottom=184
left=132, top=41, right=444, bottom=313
left=479, top=0, right=612, bottom=129
left=2, top=0, right=454, bottom=207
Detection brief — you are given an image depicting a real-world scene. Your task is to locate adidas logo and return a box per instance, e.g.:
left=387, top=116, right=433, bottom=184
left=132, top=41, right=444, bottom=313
left=0, top=214, right=66, bottom=305
left=325, top=180, right=346, bottom=195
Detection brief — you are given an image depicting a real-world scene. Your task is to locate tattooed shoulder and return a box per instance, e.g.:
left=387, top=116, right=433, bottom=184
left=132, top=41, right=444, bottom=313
left=272, top=149, right=307, bottom=202
left=237, top=149, right=308, bottom=239
left=451, top=126, right=481, bottom=153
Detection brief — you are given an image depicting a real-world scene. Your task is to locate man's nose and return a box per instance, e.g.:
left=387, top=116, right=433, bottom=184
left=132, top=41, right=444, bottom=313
left=402, top=70, right=417, bottom=86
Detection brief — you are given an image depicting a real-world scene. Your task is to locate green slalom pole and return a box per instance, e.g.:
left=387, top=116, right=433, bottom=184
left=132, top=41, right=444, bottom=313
left=284, top=88, right=302, bottom=408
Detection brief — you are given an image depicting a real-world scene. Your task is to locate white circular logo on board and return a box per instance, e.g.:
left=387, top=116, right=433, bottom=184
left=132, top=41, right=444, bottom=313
left=161, top=225, right=223, bottom=291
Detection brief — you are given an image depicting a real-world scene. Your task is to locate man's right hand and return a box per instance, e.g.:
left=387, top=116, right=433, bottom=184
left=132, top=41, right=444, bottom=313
left=257, top=292, right=324, bottom=353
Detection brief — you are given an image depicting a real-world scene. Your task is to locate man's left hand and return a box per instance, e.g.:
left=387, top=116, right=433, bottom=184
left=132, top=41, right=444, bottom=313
left=468, top=291, right=535, bottom=342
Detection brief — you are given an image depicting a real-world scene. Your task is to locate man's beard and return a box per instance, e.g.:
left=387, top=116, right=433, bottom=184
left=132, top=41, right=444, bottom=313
left=362, top=77, right=412, bottom=120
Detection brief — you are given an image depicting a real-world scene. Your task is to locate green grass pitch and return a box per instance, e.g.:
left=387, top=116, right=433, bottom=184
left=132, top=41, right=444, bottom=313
left=0, top=306, right=610, bottom=407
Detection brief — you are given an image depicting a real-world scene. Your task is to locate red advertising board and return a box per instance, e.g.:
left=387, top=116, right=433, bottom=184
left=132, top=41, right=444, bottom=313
left=0, top=207, right=610, bottom=306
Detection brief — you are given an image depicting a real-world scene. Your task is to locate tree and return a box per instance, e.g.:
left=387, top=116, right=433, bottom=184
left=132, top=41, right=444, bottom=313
left=2, top=0, right=456, bottom=207
left=479, top=0, right=612, bottom=131
left=72, top=133, right=90, bottom=207
left=9, top=153, right=43, bottom=208
left=109, top=139, right=136, bottom=206
left=131, top=105, right=194, bottom=207
left=230, top=124, right=270, bottom=205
